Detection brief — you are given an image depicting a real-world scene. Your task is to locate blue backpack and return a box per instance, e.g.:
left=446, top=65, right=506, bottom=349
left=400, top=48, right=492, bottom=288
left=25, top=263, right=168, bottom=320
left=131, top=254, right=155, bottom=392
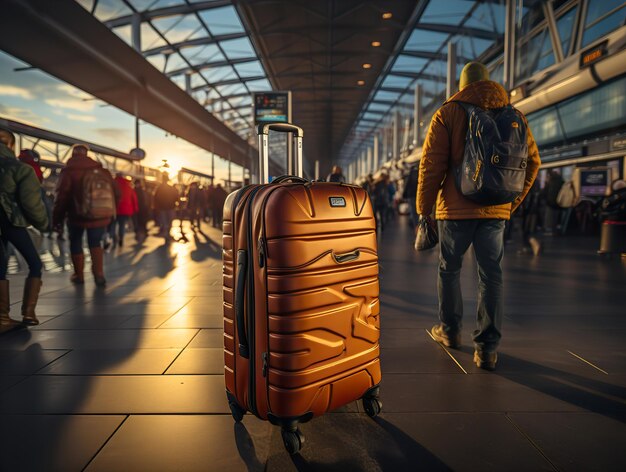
left=454, top=102, right=528, bottom=205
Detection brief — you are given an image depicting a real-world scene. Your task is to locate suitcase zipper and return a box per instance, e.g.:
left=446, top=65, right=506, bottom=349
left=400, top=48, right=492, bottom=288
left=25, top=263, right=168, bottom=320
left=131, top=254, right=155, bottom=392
left=245, top=186, right=263, bottom=417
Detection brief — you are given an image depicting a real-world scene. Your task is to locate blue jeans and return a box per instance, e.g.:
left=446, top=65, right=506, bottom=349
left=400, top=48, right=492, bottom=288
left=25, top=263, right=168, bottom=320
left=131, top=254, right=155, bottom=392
left=68, top=225, right=106, bottom=255
left=0, top=211, right=42, bottom=279
left=437, top=219, right=505, bottom=353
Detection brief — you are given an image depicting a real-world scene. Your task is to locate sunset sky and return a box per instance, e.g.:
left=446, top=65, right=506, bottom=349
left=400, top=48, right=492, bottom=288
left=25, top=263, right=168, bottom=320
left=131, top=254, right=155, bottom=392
left=0, top=50, right=242, bottom=183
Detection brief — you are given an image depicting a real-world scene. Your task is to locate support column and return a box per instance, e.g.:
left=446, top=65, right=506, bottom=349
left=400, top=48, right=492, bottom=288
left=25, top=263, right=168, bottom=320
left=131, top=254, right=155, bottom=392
left=446, top=41, right=457, bottom=98
left=373, top=134, right=379, bottom=171
left=315, top=160, right=319, bottom=180
left=367, top=147, right=372, bottom=174
left=228, top=152, right=231, bottom=190
left=543, top=1, right=564, bottom=63
left=131, top=13, right=141, bottom=52
left=392, top=111, right=399, bottom=161
left=184, top=73, right=192, bottom=94
left=503, top=0, right=516, bottom=91
left=413, top=83, right=422, bottom=148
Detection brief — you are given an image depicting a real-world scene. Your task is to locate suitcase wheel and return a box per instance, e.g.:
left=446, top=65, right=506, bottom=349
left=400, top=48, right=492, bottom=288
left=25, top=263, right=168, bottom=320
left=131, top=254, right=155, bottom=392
left=363, top=397, right=382, bottom=418
left=281, top=428, right=304, bottom=455
left=228, top=401, right=245, bottom=422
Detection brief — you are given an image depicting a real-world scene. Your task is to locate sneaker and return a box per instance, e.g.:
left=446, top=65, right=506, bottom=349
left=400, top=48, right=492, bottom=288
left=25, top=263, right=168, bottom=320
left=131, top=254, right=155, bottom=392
left=473, top=350, right=497, bottom=371
left=430, top=324, right=461, bottom=349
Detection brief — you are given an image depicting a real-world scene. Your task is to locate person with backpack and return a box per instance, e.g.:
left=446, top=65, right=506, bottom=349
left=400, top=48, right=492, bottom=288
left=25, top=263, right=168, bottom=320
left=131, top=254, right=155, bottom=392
left=417, top=62, right=541, bottom=370
left=53, top=144, right=116, bottom=286
left=0, top=129, right=49, bottom=333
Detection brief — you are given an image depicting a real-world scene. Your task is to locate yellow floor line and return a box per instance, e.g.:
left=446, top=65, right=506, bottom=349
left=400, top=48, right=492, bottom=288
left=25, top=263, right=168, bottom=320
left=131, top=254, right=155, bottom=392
left=567, top=350, right=609, bottom=375
left=425, top=328, right=468, bottom=374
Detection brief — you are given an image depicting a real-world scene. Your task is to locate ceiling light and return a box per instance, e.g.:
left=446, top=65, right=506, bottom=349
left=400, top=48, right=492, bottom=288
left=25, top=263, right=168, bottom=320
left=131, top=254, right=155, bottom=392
left=382, top=12, right=392, bottom=19
left=371, top=41, right=381, bottom=47
left=362, top=63, right=372, bottom=69
left=357, top=80, right=365, bottom=86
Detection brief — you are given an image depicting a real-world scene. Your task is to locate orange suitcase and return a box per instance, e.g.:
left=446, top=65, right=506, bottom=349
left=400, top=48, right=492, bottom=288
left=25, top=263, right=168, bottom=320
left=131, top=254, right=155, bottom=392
left=223, top=123, right=381, bottom=454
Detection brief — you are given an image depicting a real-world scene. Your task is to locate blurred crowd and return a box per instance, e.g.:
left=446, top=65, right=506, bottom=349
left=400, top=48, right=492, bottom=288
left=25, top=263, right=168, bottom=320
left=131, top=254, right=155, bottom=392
left=0, top=131, right=231, bottom=334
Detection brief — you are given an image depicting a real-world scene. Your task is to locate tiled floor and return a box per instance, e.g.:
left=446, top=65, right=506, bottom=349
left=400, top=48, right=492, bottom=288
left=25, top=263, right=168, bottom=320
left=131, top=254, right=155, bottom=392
left=0, top=219, right=625, bottom=471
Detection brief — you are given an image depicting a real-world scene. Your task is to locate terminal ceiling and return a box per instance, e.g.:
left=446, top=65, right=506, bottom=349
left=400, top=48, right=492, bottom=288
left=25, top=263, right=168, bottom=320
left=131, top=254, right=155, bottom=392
left=2, top=0, right=530, bottom=174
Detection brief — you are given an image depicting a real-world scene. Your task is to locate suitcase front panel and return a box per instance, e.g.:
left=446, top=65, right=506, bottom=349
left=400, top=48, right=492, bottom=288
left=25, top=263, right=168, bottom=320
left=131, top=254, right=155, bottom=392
left=257, top=184, right=381, bottom=418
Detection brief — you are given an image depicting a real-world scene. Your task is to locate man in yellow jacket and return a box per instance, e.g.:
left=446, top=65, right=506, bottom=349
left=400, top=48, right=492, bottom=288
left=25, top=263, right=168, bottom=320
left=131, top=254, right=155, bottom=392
left=417, top=62, right=541, bottom=370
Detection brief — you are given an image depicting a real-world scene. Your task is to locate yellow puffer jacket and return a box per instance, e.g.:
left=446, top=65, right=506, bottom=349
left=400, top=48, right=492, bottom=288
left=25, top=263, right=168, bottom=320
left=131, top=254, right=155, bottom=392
left=417, top=80, right=541, bottom=220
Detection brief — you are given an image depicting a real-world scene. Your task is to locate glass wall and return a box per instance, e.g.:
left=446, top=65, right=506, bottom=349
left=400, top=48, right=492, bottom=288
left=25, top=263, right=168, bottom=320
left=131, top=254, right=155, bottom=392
left=526, top=75, right=626, bottom=147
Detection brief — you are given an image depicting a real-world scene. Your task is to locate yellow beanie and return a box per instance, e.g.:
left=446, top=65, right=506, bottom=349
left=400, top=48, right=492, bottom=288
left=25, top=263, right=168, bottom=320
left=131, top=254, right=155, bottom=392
left=459, top=62, right=489, bottom=90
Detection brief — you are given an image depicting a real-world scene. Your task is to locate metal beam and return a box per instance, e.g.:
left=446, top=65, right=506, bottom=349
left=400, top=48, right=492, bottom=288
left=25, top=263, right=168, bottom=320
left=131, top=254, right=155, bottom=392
left=103, top=1, right=232, bottom=28
left=401, top=49, right=472, bottom=63
left=191, top=74, right=265, bottom=92
left=1, top=118, right=139, bottom=161
left=166, top=56, right=258, bottom=77
left=388, top=71, right=447, bottom=83
left=142, top=32, right=248, bottom=57
left=0, top=0, right=254, bottom=168
left=415, top=22, right=500, bottom=41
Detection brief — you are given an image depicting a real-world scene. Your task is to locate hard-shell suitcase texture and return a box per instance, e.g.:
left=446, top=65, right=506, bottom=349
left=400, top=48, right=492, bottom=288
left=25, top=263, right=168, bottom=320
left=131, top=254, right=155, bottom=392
left=223, top=123, right=382, bottom=454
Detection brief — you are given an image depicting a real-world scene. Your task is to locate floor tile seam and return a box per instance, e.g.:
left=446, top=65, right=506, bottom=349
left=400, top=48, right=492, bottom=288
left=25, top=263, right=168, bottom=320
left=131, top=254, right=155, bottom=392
left=30, top=349, right=74, bottom=375
left=80, top=414, right=130, bottom=472
left=153, top=298, right=199, bottom=328
left=504, top=413, right=561, bottom=472
left=423, top=329, right=468, bottom=374
left=161, top=329, right=206, bottom=374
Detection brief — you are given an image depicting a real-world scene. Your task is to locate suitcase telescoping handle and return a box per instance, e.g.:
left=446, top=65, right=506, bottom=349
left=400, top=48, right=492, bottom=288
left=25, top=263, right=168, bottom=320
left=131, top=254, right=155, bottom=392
left=257, top=123, right=304, bottom=184
left=235, top=250, right=249, bottom=358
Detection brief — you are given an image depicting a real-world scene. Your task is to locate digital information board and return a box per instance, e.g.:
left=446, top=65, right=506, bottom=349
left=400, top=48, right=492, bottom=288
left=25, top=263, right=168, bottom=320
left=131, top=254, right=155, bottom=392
left=253, top=92, right=291, bottom=124
left=580, top=168, right=610, bottom=196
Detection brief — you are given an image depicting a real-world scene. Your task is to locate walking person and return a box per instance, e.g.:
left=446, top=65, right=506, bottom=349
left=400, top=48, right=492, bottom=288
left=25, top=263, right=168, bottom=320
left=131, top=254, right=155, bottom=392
left=110, top=173, right=138, bottom=248
left=211, top=184, right=228, bottom=229
left=326, top=165, right=346, bottom=183
left=53, top=144, right=116, bottom=287
left=153, top=173, right=179, bottom=241
left=133, top=179, right=150, bottom=243
left=0, top=129, right=49, bottom=332
left=417, top=62, right=541, bottom=370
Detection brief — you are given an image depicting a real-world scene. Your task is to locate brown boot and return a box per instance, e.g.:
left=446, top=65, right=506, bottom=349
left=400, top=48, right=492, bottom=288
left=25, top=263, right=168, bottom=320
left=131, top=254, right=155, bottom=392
left=89, top=247, right=106, bottom=287
left=22, top=277, right=42, bottom=326
left=71, top=253, right=85, bottom=284
left=0, top=280, right=21, bottom=334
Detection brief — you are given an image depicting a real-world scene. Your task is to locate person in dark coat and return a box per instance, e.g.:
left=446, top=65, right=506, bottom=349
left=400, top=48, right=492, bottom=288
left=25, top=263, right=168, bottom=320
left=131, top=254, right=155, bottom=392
left=53, top=144, right=116, bottom=286
left=211, top=184, right=228, bottom=228
left=0, top=129, right=49, bottom=332
left=153, top=173, right=179, bottom=240
left=133, top=179, right=150, bottom=242
left=326, top=165, right=346, bottom=183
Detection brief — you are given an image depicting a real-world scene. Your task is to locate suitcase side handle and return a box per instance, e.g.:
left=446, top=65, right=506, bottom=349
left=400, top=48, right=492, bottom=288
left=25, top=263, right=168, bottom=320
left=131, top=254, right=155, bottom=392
left=333, top=249, right=360, bottom=264
left=236, top=249, right=249, bottom=358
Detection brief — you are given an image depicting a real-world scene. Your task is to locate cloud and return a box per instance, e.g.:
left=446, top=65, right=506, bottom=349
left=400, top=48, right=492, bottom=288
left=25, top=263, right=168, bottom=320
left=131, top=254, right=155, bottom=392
left=56, top=84, right=93, bottom=100
left=0, top=104, right=50, bottom=127
left=0, top=85, right=33, bottom=99
left=67, top=113, right=96, bottom=122
left=45, top=97, right=95, bottom=112
left=95, top=128, right=132, bottom=140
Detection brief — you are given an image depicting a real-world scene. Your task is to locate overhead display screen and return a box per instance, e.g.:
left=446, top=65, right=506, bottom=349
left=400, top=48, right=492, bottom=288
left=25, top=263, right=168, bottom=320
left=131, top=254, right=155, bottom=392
left=253, top=92, right=290, bottom=124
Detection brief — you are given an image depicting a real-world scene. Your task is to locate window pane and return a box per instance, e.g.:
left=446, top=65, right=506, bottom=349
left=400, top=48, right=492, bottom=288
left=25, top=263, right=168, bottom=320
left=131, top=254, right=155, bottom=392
left=526, top=107, right=565, bottom=146
left=556, top=6, right=577, bottom=56
left=582, top=5, right=626, bottom=47
left=516, top=28, right=554, bottom=83
left=558, top=75, right=626, bottom=138
left=585, top=0, right=626, bottom=25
